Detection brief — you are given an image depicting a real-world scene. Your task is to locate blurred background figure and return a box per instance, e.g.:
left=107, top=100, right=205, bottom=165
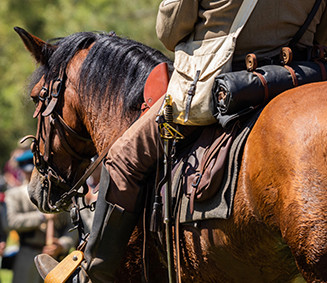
left=0, top=175, right=7, bottom=252
left=0, top=174, right=8, bottom=275
left=4, top=149, right=78, bottom=283
left=2, top=138, right=33, bottom=190
left=2, top=149, right=24, bottom=189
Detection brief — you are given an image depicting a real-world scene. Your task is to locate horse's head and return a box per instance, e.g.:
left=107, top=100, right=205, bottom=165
left=16, top=27, right=173, bottom=213
left=15, top=27, right=97, bottom=213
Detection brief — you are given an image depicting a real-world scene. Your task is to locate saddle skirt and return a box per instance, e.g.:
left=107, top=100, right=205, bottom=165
left=171, top=111, right=260, bottom=223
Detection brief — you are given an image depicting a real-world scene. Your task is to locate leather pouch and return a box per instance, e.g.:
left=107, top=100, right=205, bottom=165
left=182, top=122, right=238, bottom=214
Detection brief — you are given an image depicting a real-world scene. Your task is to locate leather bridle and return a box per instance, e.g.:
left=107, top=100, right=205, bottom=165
left=23, top=67, right=105, bottom=212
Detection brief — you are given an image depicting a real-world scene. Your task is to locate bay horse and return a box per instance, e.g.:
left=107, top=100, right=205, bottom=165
left=15, top=26, right=327, bottom=282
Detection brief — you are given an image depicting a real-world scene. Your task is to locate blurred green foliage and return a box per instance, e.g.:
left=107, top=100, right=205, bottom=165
left=0, top=268, right=12, bottom=283
left=0, top=0, right=172, bottom=169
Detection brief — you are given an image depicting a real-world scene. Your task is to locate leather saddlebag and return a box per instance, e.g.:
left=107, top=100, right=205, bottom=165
left=182, top=122, right=239, bottom=214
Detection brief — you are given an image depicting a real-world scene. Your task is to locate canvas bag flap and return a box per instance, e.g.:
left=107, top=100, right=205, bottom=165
left=173, top=33, right=234, bottom=82
left=168, top=0, right=258, bottom=125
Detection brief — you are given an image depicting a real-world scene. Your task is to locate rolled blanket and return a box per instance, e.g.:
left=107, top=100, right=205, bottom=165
left=212, top=61, right=326, bottom=126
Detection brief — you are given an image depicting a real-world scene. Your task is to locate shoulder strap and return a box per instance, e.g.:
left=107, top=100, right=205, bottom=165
left=289, top=0, right=323, bottom=48
left=229, top=0, right=258, bottom=37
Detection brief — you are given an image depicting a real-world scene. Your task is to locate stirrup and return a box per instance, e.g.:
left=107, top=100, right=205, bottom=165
left=35, top=250, right=84, bottom=283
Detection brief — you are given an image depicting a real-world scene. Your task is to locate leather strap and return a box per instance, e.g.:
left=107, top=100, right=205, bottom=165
left=253, top=71, right=269, bottom=104
left=284, top=65, right=299, bottom=87
left=184, top=70, right=200, bottom=123
left=53, top=144, right=110, bottom=209
left=289, top=0, right=322, bottom=48
left=33, top=77, right=47, bottom=118
left=175, top=195, right=182, bottom=283
left=315, top=60, right=327, bottom=80
left=43, top=68, right=65, bottom=117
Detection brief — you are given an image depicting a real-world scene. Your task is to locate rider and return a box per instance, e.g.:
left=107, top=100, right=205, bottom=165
left=36, top=0, right=327, bottom=282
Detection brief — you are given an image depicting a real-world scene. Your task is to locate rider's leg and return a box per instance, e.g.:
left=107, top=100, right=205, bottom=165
left=82, top=96, right=166, bottom=281
left=81, top=166, right=142, bottom=282
left=104, top=101, right=165, bottom=212
left=35, top=96, right=165, bottom=282
left=82, top=95, right=167, bottom=282
left=83, top=95, right=202, bottom=281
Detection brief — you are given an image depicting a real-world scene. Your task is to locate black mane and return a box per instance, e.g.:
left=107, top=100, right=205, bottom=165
left=32, top=31, right=173, bottom=116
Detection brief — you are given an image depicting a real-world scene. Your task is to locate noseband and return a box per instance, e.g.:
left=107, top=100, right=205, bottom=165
left=23, top=67, right=102, bottom=211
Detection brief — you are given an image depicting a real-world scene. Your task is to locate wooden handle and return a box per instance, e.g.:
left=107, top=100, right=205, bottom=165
left=46, top=217, right=54, bottom=246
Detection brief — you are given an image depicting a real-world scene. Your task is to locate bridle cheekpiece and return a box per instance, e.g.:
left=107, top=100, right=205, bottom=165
left=22, top=67, right=99, bottom=212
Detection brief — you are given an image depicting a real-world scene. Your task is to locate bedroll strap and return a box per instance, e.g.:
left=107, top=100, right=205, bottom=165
left=44, top=250, right=84, bottom=283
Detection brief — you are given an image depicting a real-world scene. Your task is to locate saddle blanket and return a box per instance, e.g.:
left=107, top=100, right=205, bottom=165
left=173, top=110, right=261, bottom=223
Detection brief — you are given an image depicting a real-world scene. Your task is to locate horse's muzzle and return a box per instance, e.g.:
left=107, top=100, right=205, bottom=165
left=28, top=169, right=67, bottom=213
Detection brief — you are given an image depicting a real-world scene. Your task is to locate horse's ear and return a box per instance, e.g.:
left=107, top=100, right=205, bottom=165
left=14, top=26, right=55, bottom=65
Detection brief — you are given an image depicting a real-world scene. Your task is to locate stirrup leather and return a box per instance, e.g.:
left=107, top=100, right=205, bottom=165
left=44, top=250, right=84, bottom=283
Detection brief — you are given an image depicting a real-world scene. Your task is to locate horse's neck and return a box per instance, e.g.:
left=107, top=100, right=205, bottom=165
left=89, top=108, right=140, bottom=155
